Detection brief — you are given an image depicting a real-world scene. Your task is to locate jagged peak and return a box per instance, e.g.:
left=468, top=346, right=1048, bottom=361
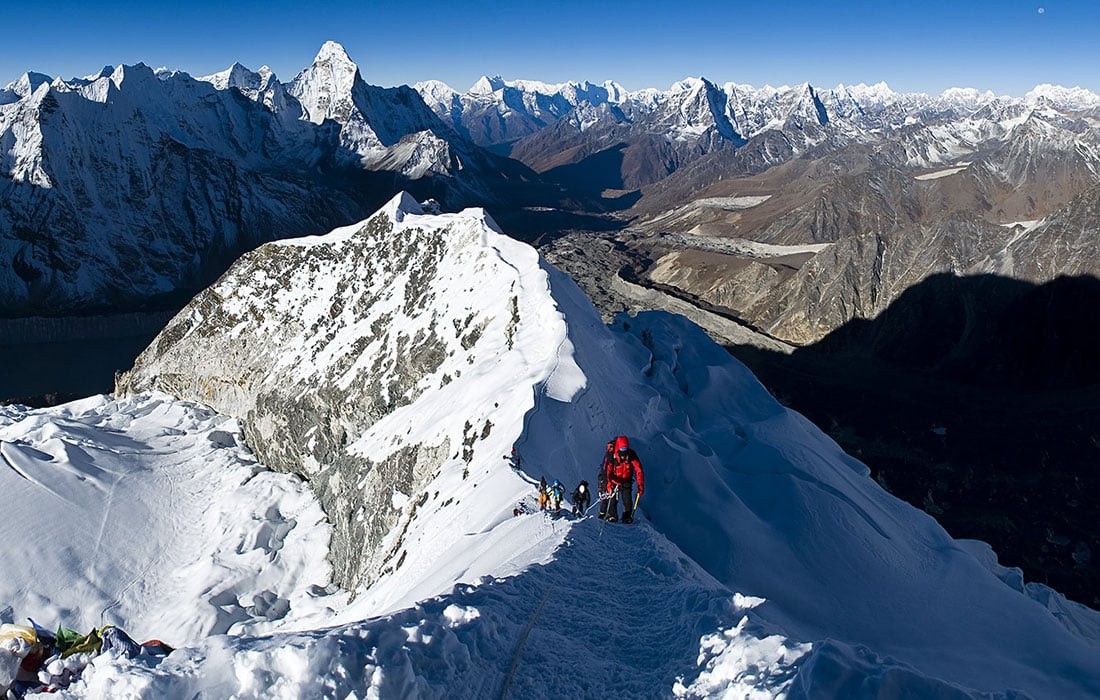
left=415, top=78, right=457, bottom=92
left=83, top=66, right=114, bottom=81
left=469, top=75, right=506, bottom=95
left=833, top=81, right=898, bottom=104
left=511, top=78, right=575, bottom=94
left=256, top=65, right=277, bottom=87
left=724, top=81, right=771, bottom=96
left=211, top=62, right=277, bottom=91
left=669, top=76, right=708, bottom=93
left=937, top=86, right=998, bottom=104
left=289, top=42, right=364, bottom=124
left=852, top=80, right=893, bottom=92
left=199, top=61, right=264, bottom=90
left=313, top=40, right=356, bottom=69
left=5, top=71, right=53, bottom=98
left=602, top=80, right=627, bottom=102
left=381, top=191, right=426, bottom=223
left=414, top=79, right=459, bottom=102
left=109, top=63, right=157, bottom=89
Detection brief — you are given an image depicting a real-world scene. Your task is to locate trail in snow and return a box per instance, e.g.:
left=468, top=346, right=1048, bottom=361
left=59, top=514, right=803, bottom=699
left=5, top=198, right=1100, bottom=699
left=0, top=394, right=340, bottom=645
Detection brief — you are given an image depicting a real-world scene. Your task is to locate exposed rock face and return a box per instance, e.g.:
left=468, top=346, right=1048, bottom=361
left=644, top=205, right=1097, bottom=346
left=629, top=110, right=1100, bottom=346
left=117, top=194, right=577, bottom=590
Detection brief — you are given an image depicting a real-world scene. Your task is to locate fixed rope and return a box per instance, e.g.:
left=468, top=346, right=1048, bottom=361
left=499, top=583, right=556, bottom=700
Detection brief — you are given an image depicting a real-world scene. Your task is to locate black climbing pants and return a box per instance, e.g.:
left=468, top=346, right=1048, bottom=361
left=606, top=481, right=634, bottom=522
left=597, top=472, right=608, bottom=517
left=574, top=494, right=590, bottom=515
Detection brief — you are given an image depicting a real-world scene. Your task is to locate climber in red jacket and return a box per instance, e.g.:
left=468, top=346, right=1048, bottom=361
left=604, top=435, right=644, bottom=523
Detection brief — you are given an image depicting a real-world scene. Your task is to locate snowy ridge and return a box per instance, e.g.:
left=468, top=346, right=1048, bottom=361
left=413, top=62, right=1100, bottom=152
left=2, top=196, right=1095, bottom=697
left=1025, top=83, right=1100, bottom=110
left=117, top=193, right=586, bottom=599
left=416, top=66, right=1100, bottom=178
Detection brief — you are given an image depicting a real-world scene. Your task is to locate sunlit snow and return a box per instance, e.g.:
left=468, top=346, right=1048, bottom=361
left=2, top=197, right=1099, bottom=698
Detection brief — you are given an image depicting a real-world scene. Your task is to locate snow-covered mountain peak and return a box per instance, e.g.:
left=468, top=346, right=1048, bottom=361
left=669, top=76, right=708, bottom=93
left=848, top=80, right=895, bottom=99
left=469, top=74, right=506, bottom=94
left=199, top=61, right=267, bottom=91
left=414, top=78, right=458, bottom=101
left=118, top=194, right=581, bottom=595
left=936, top=86, right=999, bottom=111
left=289, top=42, right=364, bottom=125
left=313, top=40, right=357, bottom=70
left=4, top=71, right=52, bottom=100
left=602, top=79, right=628, bottom=102
left=1026, top=83, right=1100, bottom=110
left=835, top=81, right=899, bottom=105
left=80, top=65, right=114, bottom=82
left=380, top=190, right=426, bottom=222
left=510, top=78, right=567, bottom=94
left=107, top=62, right=159, bottom=90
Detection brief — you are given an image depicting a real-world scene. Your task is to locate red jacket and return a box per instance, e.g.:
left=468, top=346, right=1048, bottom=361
left=604, top=435, right=644, bottom=495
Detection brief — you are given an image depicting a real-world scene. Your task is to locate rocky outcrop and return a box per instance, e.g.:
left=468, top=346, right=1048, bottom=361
left=116, top=194, right=577, bottom=590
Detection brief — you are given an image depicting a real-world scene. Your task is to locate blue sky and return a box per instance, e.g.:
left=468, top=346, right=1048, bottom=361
left=2, top=1, right=1097, bottom=95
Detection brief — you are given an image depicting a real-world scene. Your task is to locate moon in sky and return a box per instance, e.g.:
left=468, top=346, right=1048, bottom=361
left=1038, top=6, right=1045, bottom=13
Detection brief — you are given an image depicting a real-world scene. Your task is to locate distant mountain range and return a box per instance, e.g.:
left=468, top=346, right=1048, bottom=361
left=0, top=42, right=537, bottom=317
left=417, top=73, right=1100, bottom=190
left=2, top=40, right=1099, bottom=334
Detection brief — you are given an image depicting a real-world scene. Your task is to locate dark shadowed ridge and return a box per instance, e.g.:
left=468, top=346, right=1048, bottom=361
left=730, top=272, right=1100, bottom=607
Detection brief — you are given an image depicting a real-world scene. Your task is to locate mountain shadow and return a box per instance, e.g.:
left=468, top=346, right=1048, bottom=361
left=728, top=272, right=1100, bottom=608
left=542, top=143, right=631, bottom=194
left=814, top=273, right=1100, bottom=390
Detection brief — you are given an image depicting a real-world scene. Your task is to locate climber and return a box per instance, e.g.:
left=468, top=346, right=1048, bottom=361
left=604, top=435, right=644, bottom=523
left=538, top=476, right=549, bottom=511
left=597, top=439, right=614, bottom=519
left=548, top=479, right=566, bottom=515
left=572, top=480, right=591, bottom=516
left=505, top=448, right=522, bottom=470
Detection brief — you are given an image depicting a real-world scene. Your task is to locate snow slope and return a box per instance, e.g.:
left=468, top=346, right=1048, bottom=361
left=3, top=197, right=1100, bottom=698
left=0, top=393, right=341, bottom=645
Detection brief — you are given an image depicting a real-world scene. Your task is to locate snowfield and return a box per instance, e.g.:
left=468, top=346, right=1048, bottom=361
left=914, top=162, right=972, bottom=180
left=0, top=394, right=341, bottom=645
left=2, top=196, right=1100, bottom=698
